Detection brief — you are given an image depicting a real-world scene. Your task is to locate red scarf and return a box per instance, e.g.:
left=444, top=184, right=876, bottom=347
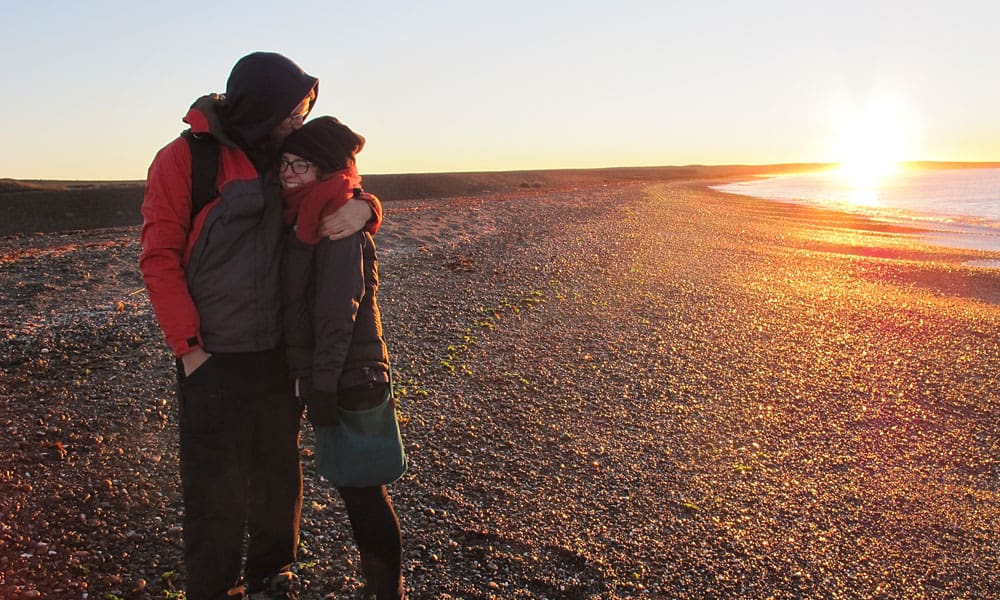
left=281, top=165, right=362, bottom=244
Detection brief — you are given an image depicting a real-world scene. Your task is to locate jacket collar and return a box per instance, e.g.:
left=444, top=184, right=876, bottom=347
left=183, top=94, right=239, bottom=148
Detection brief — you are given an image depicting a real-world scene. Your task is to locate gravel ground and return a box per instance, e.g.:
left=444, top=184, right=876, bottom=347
left=2, top=182, right=1000, bottom=599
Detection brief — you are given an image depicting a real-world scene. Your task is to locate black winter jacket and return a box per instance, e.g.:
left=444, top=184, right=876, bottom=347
left=281, top=230, right=390, bottom=395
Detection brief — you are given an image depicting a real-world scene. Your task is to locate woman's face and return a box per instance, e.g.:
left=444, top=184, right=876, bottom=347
left=279, top=152, right=318, bottom=189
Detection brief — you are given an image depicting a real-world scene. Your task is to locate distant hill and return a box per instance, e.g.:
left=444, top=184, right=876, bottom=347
left=0, top=180, right=147, bottom=235
left=0, top=165, right=788, bottom=236
left=359, top=163, right=829, bottom=200
left=2, top=161, right=994, bottom=235
left=903, top=161, right=1000, bottom=170
left=0, top=179, right=62, bottom=193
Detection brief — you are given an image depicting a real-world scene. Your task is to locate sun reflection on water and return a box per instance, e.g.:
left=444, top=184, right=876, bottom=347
left=827, top=161, right=905, bottom=208
left=844, top=186, right=880, bottom=207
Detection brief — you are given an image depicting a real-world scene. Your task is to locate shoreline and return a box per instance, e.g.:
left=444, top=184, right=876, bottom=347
left=697, top=182, right=1000, bottom=307
left=711, top=167, right=1000, bottom=258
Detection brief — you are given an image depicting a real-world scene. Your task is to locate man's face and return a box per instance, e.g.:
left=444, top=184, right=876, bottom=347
left=270, top=91, right=314, bottom=145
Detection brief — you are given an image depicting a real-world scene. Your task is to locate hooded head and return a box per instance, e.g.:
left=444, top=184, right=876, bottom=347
left=281, top=116, right=365, bottom=176
left=217, top=52, right=319, bottom=148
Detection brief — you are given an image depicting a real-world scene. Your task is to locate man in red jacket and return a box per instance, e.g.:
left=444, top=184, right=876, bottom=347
left=140, top=52, right=381, bottom=600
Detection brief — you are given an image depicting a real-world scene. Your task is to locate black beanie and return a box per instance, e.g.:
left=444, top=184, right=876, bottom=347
left=219, top=52, right=319, bottom=146
left=282, top=116, right=365, bottom=174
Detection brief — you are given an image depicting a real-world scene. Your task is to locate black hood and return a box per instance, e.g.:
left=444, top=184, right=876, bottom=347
left=217, top=52, right=319, bottom=147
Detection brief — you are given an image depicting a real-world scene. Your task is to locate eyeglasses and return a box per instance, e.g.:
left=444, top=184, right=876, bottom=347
left=285, top=106, right=309, bottom=125
left=285, top=93, right=314, bottom=124
left=279, top=158, right=312, bottom=174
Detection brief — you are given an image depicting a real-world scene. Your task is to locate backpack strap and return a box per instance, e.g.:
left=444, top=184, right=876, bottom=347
left=182, top=130, right=220, bottom=219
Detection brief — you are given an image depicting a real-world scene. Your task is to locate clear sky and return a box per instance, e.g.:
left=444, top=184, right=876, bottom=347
left=3, top=0, right=1000, bottom=180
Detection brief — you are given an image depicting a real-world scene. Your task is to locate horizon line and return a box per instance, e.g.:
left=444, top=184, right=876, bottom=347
left=6, top=159, right=1000, bottom=185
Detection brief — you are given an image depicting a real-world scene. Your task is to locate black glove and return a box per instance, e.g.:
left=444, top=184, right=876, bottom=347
left=304, top=389, right=339, bottom=427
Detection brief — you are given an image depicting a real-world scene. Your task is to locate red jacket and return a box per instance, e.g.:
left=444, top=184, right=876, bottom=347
left=140, top=97, right=382, bottom=357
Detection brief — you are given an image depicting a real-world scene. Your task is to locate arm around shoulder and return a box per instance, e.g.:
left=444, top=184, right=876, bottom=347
left=318, top=191, right=383, bottom=240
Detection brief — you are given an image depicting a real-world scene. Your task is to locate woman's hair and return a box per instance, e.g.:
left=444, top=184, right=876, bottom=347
left=282, top=116, right=365, bottom=175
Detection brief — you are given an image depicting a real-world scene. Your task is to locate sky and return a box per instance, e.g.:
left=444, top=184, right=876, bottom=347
left=3, top=0, right=1000, bottom=180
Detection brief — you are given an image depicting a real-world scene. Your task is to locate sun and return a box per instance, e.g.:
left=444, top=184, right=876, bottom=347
left=836, top=144, right=902, bottom=187
left=829, top=99, right=914, bottom=191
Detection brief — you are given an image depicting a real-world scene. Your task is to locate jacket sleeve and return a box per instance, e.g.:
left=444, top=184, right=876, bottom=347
left=359, top=191, right=383, bottom=234
left=311, top=233, right=365, bottom=393
left=139, top=139, right=202, bottom=357
left=281, top=238, right=315, bottom=380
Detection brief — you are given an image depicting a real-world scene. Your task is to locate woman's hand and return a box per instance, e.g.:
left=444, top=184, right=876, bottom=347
left=319, top=197, right=374, bottom=240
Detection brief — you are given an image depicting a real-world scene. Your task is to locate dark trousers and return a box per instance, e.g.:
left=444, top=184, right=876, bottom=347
left=338, top=485, right=404, bottom=600
left=176, top=349, right=303, bottom=600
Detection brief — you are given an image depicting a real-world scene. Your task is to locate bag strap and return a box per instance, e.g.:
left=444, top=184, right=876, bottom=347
left=182, top=130, right=220, bottom=219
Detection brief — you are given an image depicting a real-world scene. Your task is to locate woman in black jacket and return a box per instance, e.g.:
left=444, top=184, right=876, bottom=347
left=279, top=116, right=404, bottom=600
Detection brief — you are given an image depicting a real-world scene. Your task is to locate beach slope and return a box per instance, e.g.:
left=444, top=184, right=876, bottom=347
left=1, top=173, right=998, bottom=598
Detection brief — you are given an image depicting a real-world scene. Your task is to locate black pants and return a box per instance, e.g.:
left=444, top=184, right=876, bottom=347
left=176, top=349, right=303, bottom=600
left=338, top=485, right=404, bottom=600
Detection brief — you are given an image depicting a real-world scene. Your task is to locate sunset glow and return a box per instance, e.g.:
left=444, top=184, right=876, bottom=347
left=835, top=153, right=902, bottom=190
left=832, top=158, right=900, bottom=207
left=826, top=98, right=919, bottom=206
left=832, top=102, right=911, bottom=186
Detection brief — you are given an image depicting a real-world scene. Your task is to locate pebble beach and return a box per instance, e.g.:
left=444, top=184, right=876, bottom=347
left=1, top=174, right=999, bottom=598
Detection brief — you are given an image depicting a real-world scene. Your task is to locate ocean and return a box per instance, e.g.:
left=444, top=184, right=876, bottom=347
left=711, top=167, right=1000, bottom=258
